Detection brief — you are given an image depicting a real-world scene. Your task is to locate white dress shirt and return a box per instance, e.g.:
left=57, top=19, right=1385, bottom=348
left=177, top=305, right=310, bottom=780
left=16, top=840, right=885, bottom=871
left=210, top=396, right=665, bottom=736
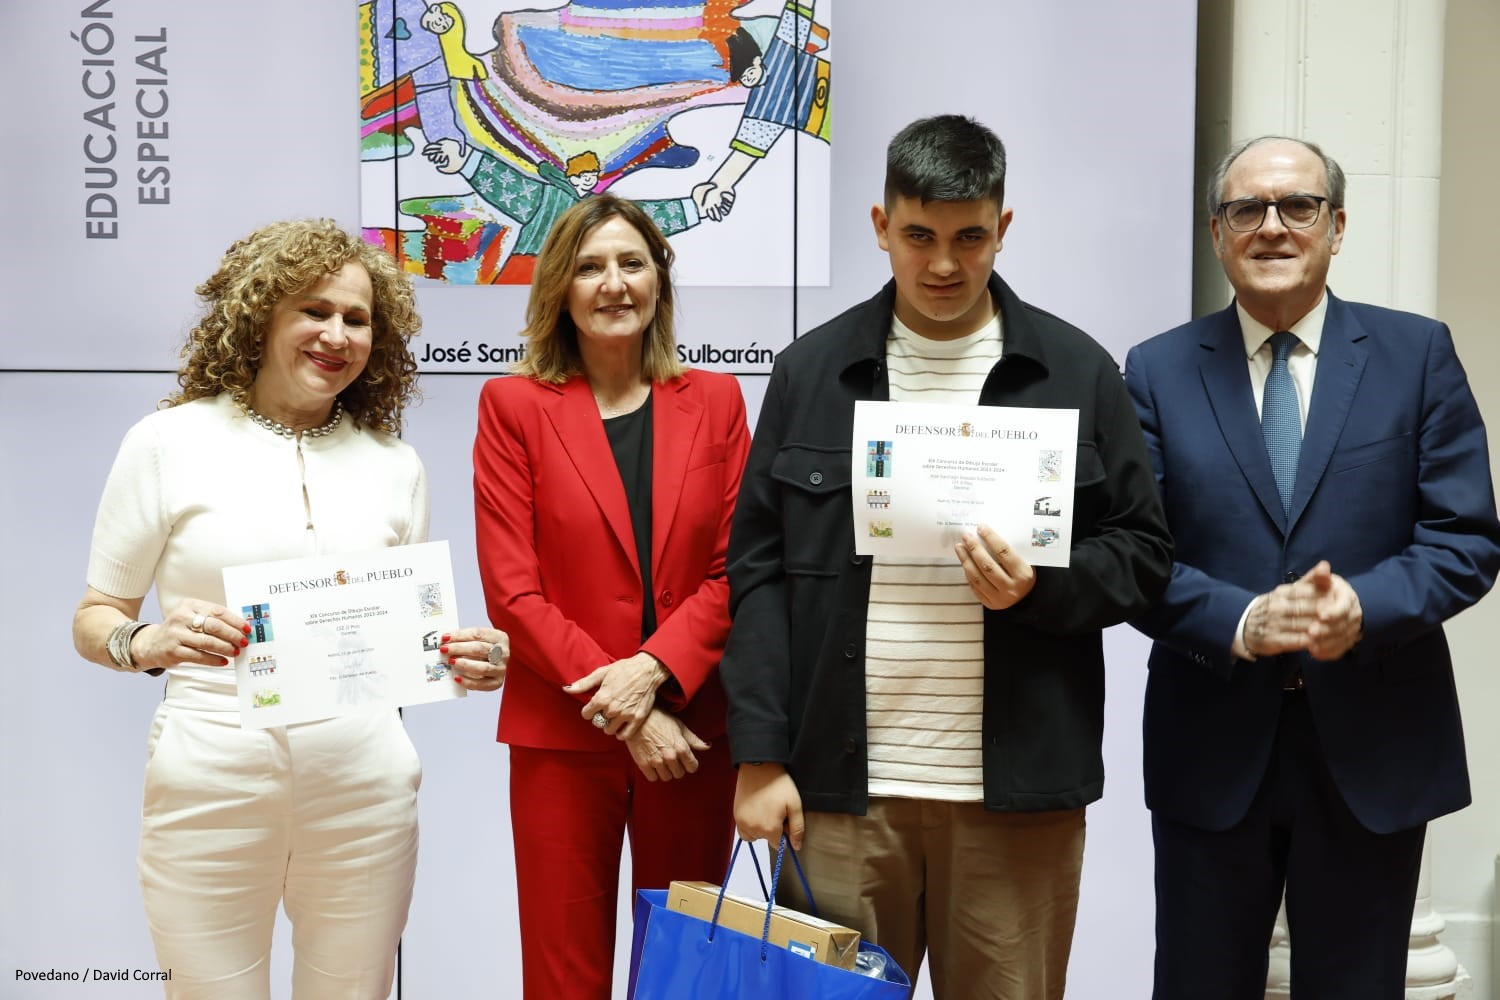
left=1230, top=294, right=1328, bottom=659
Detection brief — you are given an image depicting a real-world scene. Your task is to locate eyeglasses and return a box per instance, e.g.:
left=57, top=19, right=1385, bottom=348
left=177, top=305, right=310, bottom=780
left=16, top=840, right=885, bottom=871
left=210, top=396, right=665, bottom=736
left=1217, top=195, right=1329, bottom=233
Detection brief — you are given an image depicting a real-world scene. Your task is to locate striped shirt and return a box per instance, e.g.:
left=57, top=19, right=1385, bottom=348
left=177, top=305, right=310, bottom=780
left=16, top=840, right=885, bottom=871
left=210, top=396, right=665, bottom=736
left=866, top=311, right=1004, bottom=801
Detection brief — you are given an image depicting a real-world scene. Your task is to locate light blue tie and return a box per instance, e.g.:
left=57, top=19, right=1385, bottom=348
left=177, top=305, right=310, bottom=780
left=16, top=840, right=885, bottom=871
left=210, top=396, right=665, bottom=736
left=1262, top=331, right=1302, bottom=514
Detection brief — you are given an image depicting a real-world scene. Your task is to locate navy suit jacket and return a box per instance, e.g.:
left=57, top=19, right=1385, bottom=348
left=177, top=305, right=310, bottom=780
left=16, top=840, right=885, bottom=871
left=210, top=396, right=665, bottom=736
left=1125, top=293, right=1500, bottom=835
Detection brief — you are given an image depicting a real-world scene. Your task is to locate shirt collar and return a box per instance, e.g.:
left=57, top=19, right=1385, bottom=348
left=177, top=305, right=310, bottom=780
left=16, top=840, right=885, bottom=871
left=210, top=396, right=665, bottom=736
left=1238, top=292, right=1328, bottom=359
left=836, top=272, right=1048, bottom=378
left=890, top=307, right=1003, bottom=355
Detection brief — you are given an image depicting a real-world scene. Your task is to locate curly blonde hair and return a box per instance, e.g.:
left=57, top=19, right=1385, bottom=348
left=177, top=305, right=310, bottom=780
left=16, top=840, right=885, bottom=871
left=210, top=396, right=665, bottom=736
left=514, top=195, right=684, bottom=385
left=168, top=219, right=421, bottom=433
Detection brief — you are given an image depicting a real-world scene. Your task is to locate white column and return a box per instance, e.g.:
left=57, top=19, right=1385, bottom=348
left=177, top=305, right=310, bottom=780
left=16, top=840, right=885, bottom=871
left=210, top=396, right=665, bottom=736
left=1406, top=858, right=1469, bottom=999
left=1209, top=1, right=1468, bottom=996
left=1225, top=0, right=1446, bottom=308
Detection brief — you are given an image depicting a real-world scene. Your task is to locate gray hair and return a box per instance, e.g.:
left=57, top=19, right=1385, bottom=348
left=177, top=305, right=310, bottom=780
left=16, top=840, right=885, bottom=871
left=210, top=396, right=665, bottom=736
left=885, top=114, right=1007, bottom=210
left=1206, top=135, right=1346, bottom=221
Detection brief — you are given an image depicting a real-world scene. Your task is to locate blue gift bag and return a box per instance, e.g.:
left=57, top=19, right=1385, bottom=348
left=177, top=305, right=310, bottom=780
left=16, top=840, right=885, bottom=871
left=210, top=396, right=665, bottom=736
left=627, top=837, right=911, bottom=999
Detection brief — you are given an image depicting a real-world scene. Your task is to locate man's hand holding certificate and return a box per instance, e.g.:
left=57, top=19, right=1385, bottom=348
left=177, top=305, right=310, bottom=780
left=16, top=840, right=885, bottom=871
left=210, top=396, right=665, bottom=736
left=851, top=401, right=1079, bottom=567
left=222, top=540, right=465, bottom=728
left=955, top=524, right=1039, bottom=610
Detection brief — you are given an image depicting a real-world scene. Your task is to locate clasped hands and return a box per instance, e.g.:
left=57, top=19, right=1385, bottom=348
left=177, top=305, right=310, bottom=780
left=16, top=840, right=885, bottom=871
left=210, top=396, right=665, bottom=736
left=690, top=181, right=735, bottom=222
left=1245, top=560, right=1363, bottom=661
left=566, top=653, right=707, bottom=782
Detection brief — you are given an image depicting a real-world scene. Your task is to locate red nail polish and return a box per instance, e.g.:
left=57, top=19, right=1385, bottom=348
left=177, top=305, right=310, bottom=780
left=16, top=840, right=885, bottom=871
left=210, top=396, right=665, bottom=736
left=453, top=676, right=464, bottom=685
left=441, top=634, right=451, bottom=643
left=439, top=645, right=449, bottom=654
left=242, top=624, right=251, bottom=634
left=240, top=638, right=249, bottom=647
left=448, top=657, right=457, bottom=665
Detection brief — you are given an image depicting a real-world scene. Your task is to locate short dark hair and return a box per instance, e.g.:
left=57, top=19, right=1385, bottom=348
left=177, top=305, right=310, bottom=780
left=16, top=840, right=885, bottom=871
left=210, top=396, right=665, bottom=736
left=884, top=114, right=1007, bottom=210
left=1206, top=135, right=1347, bottom=221
left=726, top=27, right=761, bottom=80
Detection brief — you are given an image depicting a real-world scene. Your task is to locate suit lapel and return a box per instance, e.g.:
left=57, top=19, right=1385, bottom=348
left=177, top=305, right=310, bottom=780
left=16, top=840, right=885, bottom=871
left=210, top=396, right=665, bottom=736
left=1287, top=294, right=1368, bottom=531
left=651, top=376, right=703, bottom=577
left=1198, top=309, right=1288, bottom=528
left=544, top=377, right=638, bottom=571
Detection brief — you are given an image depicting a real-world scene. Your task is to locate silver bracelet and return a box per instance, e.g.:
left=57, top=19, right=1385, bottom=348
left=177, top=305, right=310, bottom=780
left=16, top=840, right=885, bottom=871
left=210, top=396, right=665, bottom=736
left=105, top=620, right=150, bottom=671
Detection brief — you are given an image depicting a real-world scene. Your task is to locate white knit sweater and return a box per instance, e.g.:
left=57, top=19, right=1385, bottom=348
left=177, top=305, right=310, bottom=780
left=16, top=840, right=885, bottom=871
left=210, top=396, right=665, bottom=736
left=86, top=393, right=429, bottom=703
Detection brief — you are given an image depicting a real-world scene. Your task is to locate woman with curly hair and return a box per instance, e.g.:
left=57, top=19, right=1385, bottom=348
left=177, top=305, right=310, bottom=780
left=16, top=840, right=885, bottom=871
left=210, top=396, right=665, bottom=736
left=71, top=219, right=507, bottom=999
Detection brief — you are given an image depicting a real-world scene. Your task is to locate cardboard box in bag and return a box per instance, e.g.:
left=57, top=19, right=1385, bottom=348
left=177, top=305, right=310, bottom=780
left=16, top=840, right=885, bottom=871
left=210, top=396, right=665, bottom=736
left=666, top=880, right=861, bottom=970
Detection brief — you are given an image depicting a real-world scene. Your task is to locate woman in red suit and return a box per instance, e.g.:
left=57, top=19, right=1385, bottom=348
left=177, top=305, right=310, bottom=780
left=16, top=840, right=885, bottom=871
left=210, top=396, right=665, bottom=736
left=473, top=194, right=750, bottom=999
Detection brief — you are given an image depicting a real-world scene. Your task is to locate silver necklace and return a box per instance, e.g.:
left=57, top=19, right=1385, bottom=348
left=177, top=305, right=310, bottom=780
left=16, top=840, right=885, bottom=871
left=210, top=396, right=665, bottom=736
left=594, top=386, right=648, bottom=418
left=242, top=400, right=344, bottom=439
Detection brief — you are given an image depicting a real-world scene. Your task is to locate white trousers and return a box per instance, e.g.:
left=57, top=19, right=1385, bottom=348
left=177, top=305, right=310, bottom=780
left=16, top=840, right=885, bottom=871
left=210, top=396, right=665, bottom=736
left=137, top=698, right=421, bottom=999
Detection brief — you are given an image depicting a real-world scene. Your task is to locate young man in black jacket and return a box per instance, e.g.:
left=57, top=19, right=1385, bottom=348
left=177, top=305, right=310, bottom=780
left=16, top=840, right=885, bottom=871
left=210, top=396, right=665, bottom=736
left=721, top=114, right=1171, bottom=999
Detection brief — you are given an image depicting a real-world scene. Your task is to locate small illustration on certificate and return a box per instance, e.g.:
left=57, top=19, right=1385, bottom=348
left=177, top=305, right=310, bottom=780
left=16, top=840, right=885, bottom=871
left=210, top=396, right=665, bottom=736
left=222, top=540, right=465, bottom=729
left=850, top=401, right=1080, bottom=566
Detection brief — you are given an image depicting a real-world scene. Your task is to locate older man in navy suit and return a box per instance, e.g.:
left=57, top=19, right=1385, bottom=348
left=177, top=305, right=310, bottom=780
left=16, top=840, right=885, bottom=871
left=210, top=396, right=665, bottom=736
left=1125, top=135, right=1500, bottom=999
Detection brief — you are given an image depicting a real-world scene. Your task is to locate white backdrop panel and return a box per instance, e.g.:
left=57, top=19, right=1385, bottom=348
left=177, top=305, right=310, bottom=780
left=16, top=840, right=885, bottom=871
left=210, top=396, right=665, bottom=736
left=0, top=375, right=174, bottom=999
left=2, top=0, right=1195, bottom=996
left=2, top=1, right=1193, bottom=375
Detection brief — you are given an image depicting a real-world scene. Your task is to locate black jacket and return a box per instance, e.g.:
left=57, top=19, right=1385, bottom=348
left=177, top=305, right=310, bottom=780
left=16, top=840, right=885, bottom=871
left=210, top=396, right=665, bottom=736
left=722, top=274, right=1172, bottom=814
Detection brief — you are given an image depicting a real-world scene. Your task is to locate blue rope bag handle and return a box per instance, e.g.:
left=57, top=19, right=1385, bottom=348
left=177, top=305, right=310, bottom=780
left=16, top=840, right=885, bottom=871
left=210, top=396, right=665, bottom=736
left=708, top=835, right=822, bottom=964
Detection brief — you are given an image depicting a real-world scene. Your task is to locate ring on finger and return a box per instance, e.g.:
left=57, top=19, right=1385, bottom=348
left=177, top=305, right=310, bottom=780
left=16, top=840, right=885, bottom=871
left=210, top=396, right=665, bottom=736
left=189, top=613, right=207, bottom=632
left=592, top=712, right=609, bottom=729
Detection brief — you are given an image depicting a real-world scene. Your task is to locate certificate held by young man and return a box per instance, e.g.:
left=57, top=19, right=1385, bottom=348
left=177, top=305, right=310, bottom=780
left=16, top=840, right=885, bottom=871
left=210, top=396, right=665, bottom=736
left=850, top=400, right=1079, bottom=566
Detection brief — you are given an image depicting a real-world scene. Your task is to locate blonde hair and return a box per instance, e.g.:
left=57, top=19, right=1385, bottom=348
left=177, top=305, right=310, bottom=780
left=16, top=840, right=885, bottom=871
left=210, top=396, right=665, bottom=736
left=513, top=195, right=684, bottom=385
left=566, top=151, right=601, bottom=176
left=169, top=219, right=421, bottom=434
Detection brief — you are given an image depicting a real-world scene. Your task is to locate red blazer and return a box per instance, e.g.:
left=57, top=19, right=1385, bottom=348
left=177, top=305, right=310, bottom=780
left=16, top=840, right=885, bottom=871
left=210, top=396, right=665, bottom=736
left=474, top=369, right=750, bottom=751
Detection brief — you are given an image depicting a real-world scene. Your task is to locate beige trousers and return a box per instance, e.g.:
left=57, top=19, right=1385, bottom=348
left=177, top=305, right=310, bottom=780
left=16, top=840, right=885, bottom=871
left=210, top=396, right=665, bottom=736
left=780, top=797, right=1086, bottom=1000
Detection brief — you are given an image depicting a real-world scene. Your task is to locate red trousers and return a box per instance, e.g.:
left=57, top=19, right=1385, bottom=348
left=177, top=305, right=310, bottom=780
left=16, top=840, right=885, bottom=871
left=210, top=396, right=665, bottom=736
left=509, top=741, right=735, bottom=1000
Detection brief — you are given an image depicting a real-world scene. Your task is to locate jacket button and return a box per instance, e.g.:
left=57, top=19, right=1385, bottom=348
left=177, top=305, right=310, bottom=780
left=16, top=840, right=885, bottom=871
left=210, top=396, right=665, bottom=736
left=809, top=471, right=824, bottom=486
left=1284, top=572, right=1297, bottom=583
left=843, top=643, right=858, bottom=659
left=660, top=590, right=674, bottom=607
left=849, top=552, right=866, bottom=565
left=843, top=738, right=858, bottom=754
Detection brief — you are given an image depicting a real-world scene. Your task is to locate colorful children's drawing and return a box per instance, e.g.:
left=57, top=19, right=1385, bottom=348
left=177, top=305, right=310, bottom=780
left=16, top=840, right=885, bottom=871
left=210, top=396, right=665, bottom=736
left=1037, top=449, right=1063, bottom=483
left=242, top=603, right=275, bottom=644
left=358, top=0, right=832, bottom=284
